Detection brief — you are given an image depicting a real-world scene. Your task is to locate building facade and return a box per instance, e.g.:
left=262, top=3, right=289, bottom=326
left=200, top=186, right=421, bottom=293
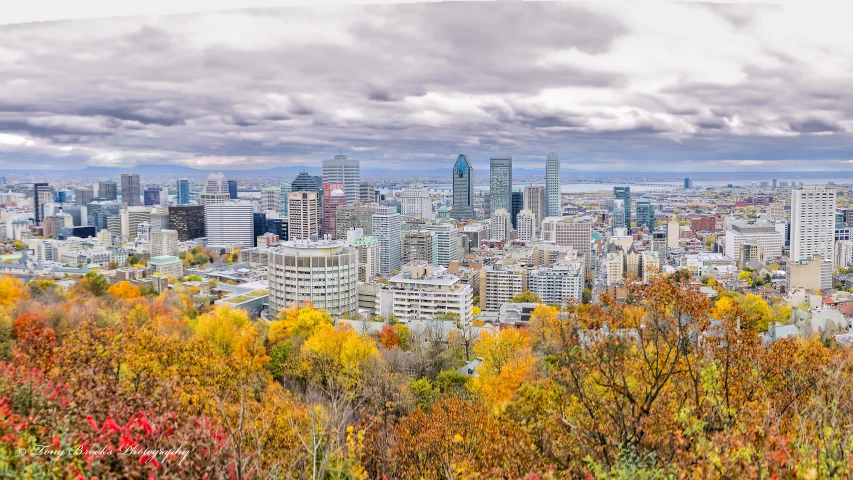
left=451, top=154, right=473, bottom=220
left=322, top=155, right=360, bottom=204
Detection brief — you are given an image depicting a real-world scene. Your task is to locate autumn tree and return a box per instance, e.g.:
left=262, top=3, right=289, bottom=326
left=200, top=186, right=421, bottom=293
left=511, top=290, right=542, bottom=303
left=107, top=280, right=142, bottom=300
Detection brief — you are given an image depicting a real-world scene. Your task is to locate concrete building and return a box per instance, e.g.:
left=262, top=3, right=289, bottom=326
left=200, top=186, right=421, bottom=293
left=260, top=187, right=280, bottom=213
left=384, top=262, right=473, bottom=324
left=150, top=229, right=178, bottom=257
left=516, top=209, right=536, bottom=241
left=149, top=255, right=183, bottom=278
left=787, top=255, right=831, bottom=291
left=336, top=204, right=377, bottom=240
left=288, top=191, right=319, bottom=241
left=452, top=154, right=474, bottom=220
left=33, top=183, right=51, bottom=225
left=523, top=185, right=545, bottom=229
left=120, top=174, right=141, bottom=207
left=322, top=184, right=347, bottom=239
left=836, top=240, right=853, bottom=268
left=168, top=205, right=205, bottom=241
left=529, top=260, right=584, bottom=305
left=322, top=154, right=360, bottom=204
left=491, top=209, right=512, bottom=241
left=205, top=202, right=254, bottom=248
left=540, top=216, right=593, bottom=271
left=267, top=239, right=359, bottom=317
left=402, top=230, right=438, bottom=266
left=635, top=201, right=655, bottom=230
left=479, top=262, right=528, bottom=311
left=199, top=172, right=231, bottom=206
left=489, top=155, right=512, bottom=216
left=724, top=222, right=783, bottom=264
left=791, top=185, right=836, bottom=263
left=545, top=152, right=561, bottom=218
left=373, top=205, right=402, bottom=275
left=612, top=199, right=626, bottom=231
left=98, top=181, right=117, bottom=201
left=354, top=236, right=380, bottom=282
left=401, top=185, right=434, bottom=220
left=667, top=219, right=680, bottom=249
left=75, top=187, right=94, bottom=207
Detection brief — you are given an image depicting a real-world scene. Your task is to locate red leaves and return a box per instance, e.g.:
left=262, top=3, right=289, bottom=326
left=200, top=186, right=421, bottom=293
left=87, top=415, right=99, bottom=432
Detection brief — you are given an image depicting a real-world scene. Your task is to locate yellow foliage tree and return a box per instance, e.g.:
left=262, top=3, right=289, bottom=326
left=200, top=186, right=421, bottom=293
left=0, top=275, right=28, bottom=310
left=195, top=304, right=254, bottom=356
left=107, top=280, right=142, bottom=300
left=269, top=302, right=334, bottom=342
left=469, top=328, right=535, bottom=404
left=301, top=324, right=379, bottom=383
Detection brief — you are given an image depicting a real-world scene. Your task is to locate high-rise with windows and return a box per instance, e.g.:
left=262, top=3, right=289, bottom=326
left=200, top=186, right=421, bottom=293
left=120, top=174, right=141, bottom=207
left=372, top=206, right=402, bottom=275
left=545, top=152, right=561, bottom=217
left=426, top=222, right=460, bottom=267
left=322, top=184, right=347, bottom=239
left=451, top=154, right=473, bottom=220
left=401, top=185, right=434, bottom=220
left=511, top=190, right=523, bottom=229
left=199, top=172, right=231, bottom=206
left=168, top=205, right=205, bottom=241
left=33, top=183, right=51, bottom=225
left=636, top=201, right=654, bottom=230
left=791, top=185, right=836, bottom=262
left=176, top=178, right=190, bottom=205
left=278, top=183, right=290, bottom=217
left=613, top=187, right=631, bottom=227
left=98, top=181, right=117, bottom=201
left=491, top=209, right=512, bottom=241
left=516, top=209, right=535, bottom=241
left=227, top=180, right=238, bottom=199
left=523, top=185, right=545, bottom=229
left=288, top=191, right=320, bottom=241
left=261, top=187, right=280, bottom=213
left=75, top=187, right=94, bottom=207
left=489, top=155, right=512, bottom=216
left=204, top=202, right=254, bottom=248
left=322, top=154, right=360, bottom=204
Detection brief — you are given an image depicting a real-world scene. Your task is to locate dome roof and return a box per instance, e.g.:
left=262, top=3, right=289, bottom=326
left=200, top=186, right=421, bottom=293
left=438, top=205, right=449, bottom=213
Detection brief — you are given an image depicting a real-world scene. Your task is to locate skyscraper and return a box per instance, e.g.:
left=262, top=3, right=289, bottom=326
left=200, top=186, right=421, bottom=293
left=545, top=152, right=561, bottom=217
left=511, top=190, right=523, bottom=228
left=204, top=202, right=254, bottom=248
left=176, top=178, right=190, bottom=205
left=120, top=174, right=141, bottom=207
left=279, top=183, right=291, bottom=217
left=516, top=209, right=535, bottom=241
left=253, top=212, right=267, bottom=247
left=322, top=154, right=360, bottom=204
left=523, top=185, right=545, bottom=228
left=33, top=183, right=51, bottom=225
left=489, top=155, right=512, bottom=216
left=401, top=185, right=434, bottom=219
left=322, top=183, right=347, bottom=239
left=98, top=181, right=117, bottom=201
left=791, top=185, right=836, bottom=262
left=168, top=205, right=205, bottom=241
left=75, top=187, right=94, bottom=207
left=612, top=199, right=626, bottom=231
left=613, top=187, right=631, bottom=227
left=260, top=187, right=281, bottom=213
left=684, top=178, right=693, bottom=189
left=636, top=200, right=654, bottom=230
left=288, top=191, right=319, bottom=241
left=452, top=154, right=473, bottom=220
left=227, top=180, right=238, bottom=199
left=372, top=205, right=402, bottom=275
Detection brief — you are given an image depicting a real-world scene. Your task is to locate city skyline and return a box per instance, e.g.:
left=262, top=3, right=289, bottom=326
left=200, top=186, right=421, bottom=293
left=1, top=3, right=853, bottom=173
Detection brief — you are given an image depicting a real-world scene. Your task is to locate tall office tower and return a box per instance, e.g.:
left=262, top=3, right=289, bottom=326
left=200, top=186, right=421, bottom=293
left=199, top=172, right=231, bottom=205
left=288, top=191, right=319, bottom=241
left=425, top=222, right=460, bottom=267
left=667, top=219, right=680, bottom=249
left=98, top=181, right=117, bottom=201
left=511, top=190, right=523, bottom=228
left=523, top=185, right=546, bottom=229
left=322, top=183, right=347, bottom=238
left=612, top=199, right=626, bottom=230
left=372, top=205, right=402, bottom=275
left=491, top=209, right=512, bottom=241
left=516, top=209, right=535, bottom=241
left=267, top=240, right=359, bottom=317
left=613, top=187, right=631, bottom=226
left=279, top=183, right=290, bottom=217
left=791, top=185, right=836, bottom=262
left=545, top=152, right=561, bottom=217
left=75, top=187, right=94, bottom=207
left=88, top=201, right=119, bottom=232
left=489, top=155, right=512, bottom=216
left=452, top=154, right=474, bottom=220
left=260, top=187, right=281, bottom=213
left=402, top=230, right=438, bottom=265
left=336, top=204, right=377, bottom=239
left=266, top=217, right=285, bottom=240
left=772, top=179, right=778, bottom=189
left=291, top=168, right=323, bottom=194
left=123, top=206, right=152, bottom=239
left=120, top=174, right=141, bottom=206
left=635, top=200, right=655, bottom=230
left=204, top=202, right=254, bottom=248
left=143, top=186, right=167, bottom=206
left=176, top=178, right=190, bottom=205
left=684, top=178, right=693, bottom=189
left=150, top=229, right=178, bottom=257
left=150, top=210, right=170, bottom=231
left=253, top=212, right=267, bottom=247
left=401, top=185, right=434, bottom=219
left=354, top=236, right=380, bottom=282
left=322, top=154, right=360, bottom=204
left=54, top=190, right=68, bottom=203
left=483, top=192, right=490, bottom=220
left=33, top=183, right=51, bottom=225
left=168, top=205, right=205, bottom=241
left=227, top=180, right=238, bottom=199
left=651, top=232, right=667, bottom=267
left=359, top=182, right=377, bottom=204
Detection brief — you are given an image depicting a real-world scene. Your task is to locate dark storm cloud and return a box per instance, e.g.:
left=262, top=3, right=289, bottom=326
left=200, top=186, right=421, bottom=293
left=0, top=2, right=851, bottom=171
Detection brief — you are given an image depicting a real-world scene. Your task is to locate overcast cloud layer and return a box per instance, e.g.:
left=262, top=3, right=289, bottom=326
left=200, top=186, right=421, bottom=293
left=1, top=2, right=853, bottom=172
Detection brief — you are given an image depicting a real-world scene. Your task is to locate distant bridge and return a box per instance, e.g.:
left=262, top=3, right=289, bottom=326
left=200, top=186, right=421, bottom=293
left=574, top=181, right=677, bottom=187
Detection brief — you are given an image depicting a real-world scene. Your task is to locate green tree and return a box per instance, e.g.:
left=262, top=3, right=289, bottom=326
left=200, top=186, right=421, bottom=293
left=511, top=290, right=541, bottom=303
left=81, top=270, right=108, bottom=296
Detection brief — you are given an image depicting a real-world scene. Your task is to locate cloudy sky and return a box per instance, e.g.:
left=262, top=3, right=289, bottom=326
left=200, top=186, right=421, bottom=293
left=1, top=1, right=853, bottom=172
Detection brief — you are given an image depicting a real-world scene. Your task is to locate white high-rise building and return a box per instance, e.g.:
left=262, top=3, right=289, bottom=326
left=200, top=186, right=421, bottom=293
left=373, top=205, right=402, bottom=275
left=835, top=240, right=853, bottom=268
left=516, top=209, right=535, bottom=241
left=150, top=229, right=178, bottom=257
left=724, top=222, right=783, bottom=263
left=200, top=172, right=231, bottom=206
left=401, top=185, right=434, bottom=220
left=425, top=222, right=460, bottom=267
left=545, top=152, right=561, bottom=218
left=529, top=260, right=584, bottom=305
left=791, top=185, right=836, bottom=262
left=354, top=236, right=380, bottom=282
left=322, top=154, right=360, bottom=204
left=288, top=191, right=319, bottom=241
left=261, top=187, right=281, bottom=213
left=205, top=202, right=254, bottom=248
left=523, top=185, right=546, bottom=229
left=491, top=209, right=512, bottom=241
left=267, top=239, right=359, bottom=317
